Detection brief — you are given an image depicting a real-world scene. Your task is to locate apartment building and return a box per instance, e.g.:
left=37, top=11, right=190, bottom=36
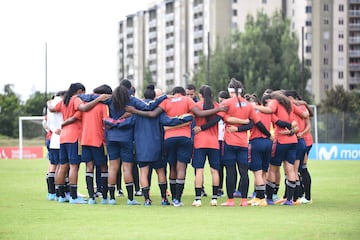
left=118, top=0, right=359, bottom=102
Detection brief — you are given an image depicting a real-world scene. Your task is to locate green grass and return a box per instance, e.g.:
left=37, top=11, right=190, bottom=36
left=0, top=159, right=359, bottom=240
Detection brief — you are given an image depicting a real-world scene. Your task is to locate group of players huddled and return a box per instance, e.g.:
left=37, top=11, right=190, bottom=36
left=43, top=77, right=313, bottom=207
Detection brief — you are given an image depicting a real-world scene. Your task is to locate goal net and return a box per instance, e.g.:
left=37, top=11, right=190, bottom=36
left=18, top=116, right=46, bottom=159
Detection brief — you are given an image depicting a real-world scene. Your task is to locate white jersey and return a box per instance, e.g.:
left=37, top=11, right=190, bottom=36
left=218, top=119, right=225, bottom=141
left=47, top=96, right=63, bottom=149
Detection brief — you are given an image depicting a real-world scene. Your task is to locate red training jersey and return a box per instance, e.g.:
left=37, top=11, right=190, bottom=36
left=81, top=103, right=108, bottom=147
left=54, top=96, right=83, bottom=144
left=193, top=100, right=219, bottom=149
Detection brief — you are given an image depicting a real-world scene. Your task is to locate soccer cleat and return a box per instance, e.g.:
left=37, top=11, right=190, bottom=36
left=127, top=199, right=141, bottom=205
left=249, top=198, right=267, bottom=206
left=275, top=198, right=286, bottom=205
left=144, top=199, right=152, bottom=206
left=161, top=198, right=170, bottom=206
left=134, top=190, right=143, bottom=196
left=272, top=194, right=280, bottom=202
left=221, top=199, right=235, bottom=207
left=217, top=189, right=224, bottom=197
left=88, top=198, right=96, bottom=205
left=172, top=199, right=184, bottom=207
left=300, top=197, right=312, bottom=204
left=240, top=198, right=248, bottom=207
left=58, top=196, right=68, bottom=203
left=47, top=193, right=56, bottom=201
left=210, top=199, right=218, bottom=206
left=249, top=191, right=256, bottom=199
left=233, top=190, right=241, bottom=198
left=65, top=192, right=71, bottom=202
left=100, top=199, right=108, bottom=204
left=266, top=199, right=274, bottom=205
left=192, top=199, right=202, bottom=207
left=117, top=189, right=124, bottom=197
left=108, top=199, right=116, bottom=205
left=69, top=197, right=87, bottom=204
left=281, top=200, right=293, bottom=206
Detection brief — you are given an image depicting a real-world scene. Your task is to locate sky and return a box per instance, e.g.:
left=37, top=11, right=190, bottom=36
left=0, top=0, right=152, bottom=101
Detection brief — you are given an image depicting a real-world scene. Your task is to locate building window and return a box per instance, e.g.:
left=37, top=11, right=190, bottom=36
left=305, top=32, right=312, bottom=40
left=324, top=18, right=329, bottom=25
left=233, top=0, right=237, bottom=3
left=305, top=6, right=312, bottom=13
left=324, top=4, right=329, bottom=12
left=233, top=9, right=237, bottom=16
left=339, top=71, right=344, bottom=79
left=339, top=4, right=344, bottom=12
left=306, top=46, right=311, bottom=53
left=324, top=44, right=328, bottom=52
left=323, top=72, right=329, bottom=80
left=324, top=58, right=329, bottom=65
left=262, top=0, right=267, bottom=4
left=305, top=59, right=312, bottom=66
left=339, top=45, right=343, bottom=52
left=305, top=20, right=312, bottom=26
left=339, top=31, right=344, bottom=39
left=339, top=18, right=344, bottom=25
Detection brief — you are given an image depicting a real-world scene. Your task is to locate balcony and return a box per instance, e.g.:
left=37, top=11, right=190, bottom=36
left=149, top=42, right=157, bottom=49
left=194, top=42, right=203, bottom=51
left=349, top=23, right=360, bottom=30
left=149, top=19, right=157, bottom=28
left=166, top=25, right=175, bottom=33
left=193, top=4, right=203, bottom=13
left=349, top=10, right=360, bottom=17
left=126, top=27, right=134, bottom=34
left=194, top=17, right=203, bottom=26
left=350, top=0, right=360, bottom=4
left=193, top=30, right=204, bottom=38
left=166, top=49, right=175, bottom=56
left=349, top=36, right=360, bottom=44
left=349, top=63, right=360, bottom=71
left=349, top=76, right=360, bottom=83
left=166, top=73, right=174, bottom=80
left=149, top=64, right=157, bottom=72
left=166, top=36, right=174, bottom=45
left=349, top=50, right=360, bottom=57
left=148, top=31, right=157, bottom=39
left=166, top=61, right=174, bottom=68
left=165, top=13, right=174, bottom=21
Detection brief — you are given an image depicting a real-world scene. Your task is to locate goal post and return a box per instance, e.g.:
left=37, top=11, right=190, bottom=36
left=18, top=116, right=45, bottom=159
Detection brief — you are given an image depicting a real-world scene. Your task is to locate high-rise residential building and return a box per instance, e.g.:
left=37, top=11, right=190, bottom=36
left=117, top=0, right=359, bottom=102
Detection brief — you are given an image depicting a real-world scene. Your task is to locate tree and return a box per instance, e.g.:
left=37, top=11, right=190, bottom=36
left=192, top=11, right=311, bottom=101
left=0, top=84, right=21, bottom=137
left=319, top=85, right=360, bottom=143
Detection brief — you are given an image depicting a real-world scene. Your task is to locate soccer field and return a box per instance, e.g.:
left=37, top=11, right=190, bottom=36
left=0, top=159, right=359, bottom=240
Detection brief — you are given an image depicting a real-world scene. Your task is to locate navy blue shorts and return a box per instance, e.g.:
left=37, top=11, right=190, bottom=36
left=296, top=138, right=307, bottom=170
left=138, top=158, right=165, bottom=169
left=164, top=137, right=192, bottom=166
left=81, top=145, right=107, bottom=166
left=270, top=142, right=297, bottom=166
left=107, top=141, right=134, bottom=163
left=306, top=145, right=312, bottom=155
left=59, top=142, right=82, bottom=165
left=249, top=138, right=272, bottom=172
left=49, top=148, right=60, bottom=165
left=222, top=142, right=248, bottom=167
left=192, top=148, right=220, bottom=170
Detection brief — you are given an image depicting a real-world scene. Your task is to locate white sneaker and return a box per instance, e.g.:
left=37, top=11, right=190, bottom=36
left=210, top=199, right=218, bottom=206
left=300, top=197, right=312, bottom=204
left=192, top=199, right=202, bottom=207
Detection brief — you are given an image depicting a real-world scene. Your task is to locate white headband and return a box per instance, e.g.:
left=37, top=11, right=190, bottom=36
left=228, top=88, right=242, bottom=93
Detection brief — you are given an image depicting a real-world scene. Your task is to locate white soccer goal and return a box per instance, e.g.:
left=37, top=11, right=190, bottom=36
left=18, top=116, right=45, bottom=159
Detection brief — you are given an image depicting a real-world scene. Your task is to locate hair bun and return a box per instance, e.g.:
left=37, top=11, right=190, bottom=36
left=146, top=84, right=155, bottom=90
